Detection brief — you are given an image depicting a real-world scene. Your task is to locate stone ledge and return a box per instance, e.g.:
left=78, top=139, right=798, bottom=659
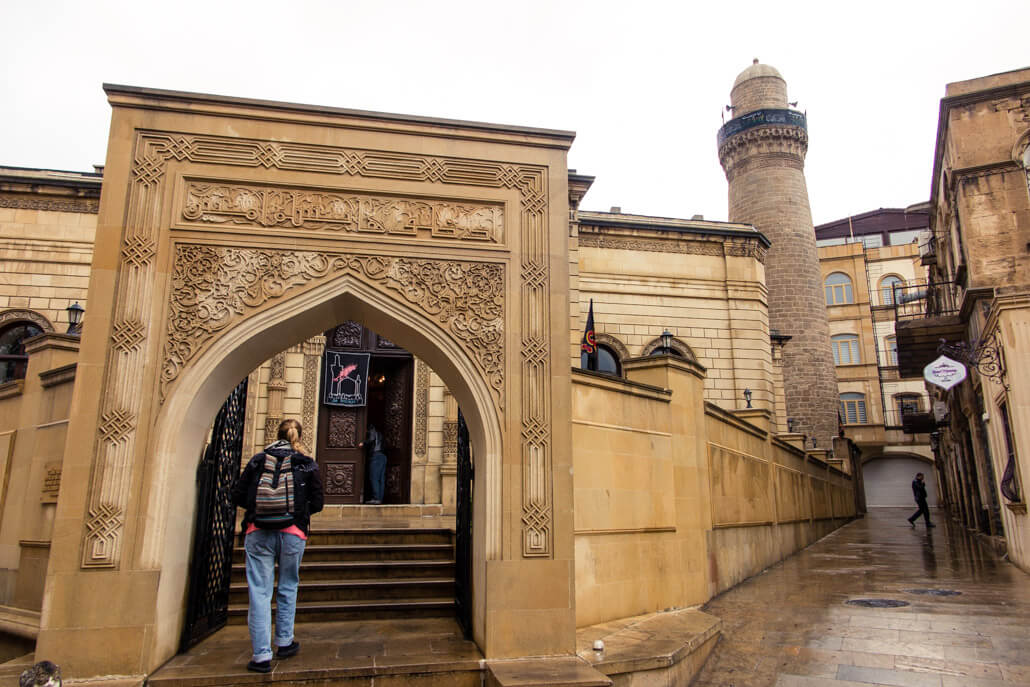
left=576, top=608, right=722, bottom=686
left=487, top=656, right=611, bottom=687
left=0, top=603, right=40, bottom=639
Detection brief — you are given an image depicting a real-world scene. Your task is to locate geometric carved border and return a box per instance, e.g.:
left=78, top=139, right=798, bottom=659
left=81, top=130, right=553, bottom=568
left=414, top=360, right=430, bottom=458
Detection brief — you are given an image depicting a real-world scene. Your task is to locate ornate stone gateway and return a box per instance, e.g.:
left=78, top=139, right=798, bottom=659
left=37, top=86, right=577, bottom=676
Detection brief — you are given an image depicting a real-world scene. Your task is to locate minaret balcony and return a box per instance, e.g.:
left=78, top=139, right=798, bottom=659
left=717, top=108, right=807, bottom=146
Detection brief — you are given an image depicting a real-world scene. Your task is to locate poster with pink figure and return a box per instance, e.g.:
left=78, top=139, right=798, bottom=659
left=323, top=350, right=370, bottom=406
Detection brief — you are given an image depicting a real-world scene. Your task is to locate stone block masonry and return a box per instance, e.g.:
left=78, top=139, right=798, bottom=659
left=719, top=62, right=839, bottom=445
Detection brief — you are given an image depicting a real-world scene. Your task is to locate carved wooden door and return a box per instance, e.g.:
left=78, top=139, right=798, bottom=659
left=317, top=322, right=413, bottom=504
left=367, top=353, right=413, bottom=504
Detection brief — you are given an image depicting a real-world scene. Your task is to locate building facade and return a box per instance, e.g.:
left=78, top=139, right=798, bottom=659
left=0, top=72, right=859, bottom=681
left=816, top=208, right=937, bottom=508
left=896, top=67, right=1030, bottom=568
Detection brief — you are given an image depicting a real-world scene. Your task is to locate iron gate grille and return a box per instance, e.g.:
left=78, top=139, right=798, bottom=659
left=180, top=377, right=249, bottom=651
left=455, top=409, right=473, bottom=638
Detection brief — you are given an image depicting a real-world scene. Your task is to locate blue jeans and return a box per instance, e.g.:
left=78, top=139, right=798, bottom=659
left=368, top=451, right=387, bottom=502
left=244, top=529, right=306, bottom=662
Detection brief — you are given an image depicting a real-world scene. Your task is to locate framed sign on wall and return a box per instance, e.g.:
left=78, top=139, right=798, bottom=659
left=323, top=350, right=370, bottom=407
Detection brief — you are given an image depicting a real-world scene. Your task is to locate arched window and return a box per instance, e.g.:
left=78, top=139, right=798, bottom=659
left=831, top=334, right=861, bottom=365
left=884, top=335, right=898, bottom=366
left=581, top=344, right=621, bottom=376
left=879, top=275, right=904, bottom=306
left=824, top=272, right=854, bottom=305
left=0, top=321, right=44, bottom=384
left=839, top=393, right=867, bottom=424
left=648, top=345, right=683, bottom=358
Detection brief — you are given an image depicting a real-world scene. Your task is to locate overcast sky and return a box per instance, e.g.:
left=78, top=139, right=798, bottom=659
left=2, top=1, right=1027, bottom=225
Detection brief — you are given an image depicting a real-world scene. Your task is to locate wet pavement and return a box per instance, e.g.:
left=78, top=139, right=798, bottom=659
left=694, top=508, right=1030, bottom=687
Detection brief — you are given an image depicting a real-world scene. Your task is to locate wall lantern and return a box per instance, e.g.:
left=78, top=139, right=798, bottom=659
left=660, top=329, right=673, bottom=352
left=743, top=388, right=752, bottom=408
left=67, top=302, right=85, bottom=334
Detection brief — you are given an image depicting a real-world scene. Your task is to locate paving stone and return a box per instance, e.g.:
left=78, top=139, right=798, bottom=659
left=696, top=509, right=1030, bottom=686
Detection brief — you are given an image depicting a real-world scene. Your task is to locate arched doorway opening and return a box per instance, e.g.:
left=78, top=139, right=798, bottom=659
left=862, top=454, right=938, bottom=508
left=147, top=276, right=501, bottom=657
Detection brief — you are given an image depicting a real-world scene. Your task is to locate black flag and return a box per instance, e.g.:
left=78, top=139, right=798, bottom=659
left=581, top=299, right=598, bottom=371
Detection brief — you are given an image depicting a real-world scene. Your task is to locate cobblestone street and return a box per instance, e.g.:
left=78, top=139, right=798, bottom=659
left=694, top=509, right=1030, bottom=687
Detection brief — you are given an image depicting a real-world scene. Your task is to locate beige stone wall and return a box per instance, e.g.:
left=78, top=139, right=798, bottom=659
left=572, top=358, right=856, bottom=628
left=575, top=219, right=772, bottom=410
left=0, top=207, right=95, bottom=330
left=983, top=294, right=1030, bottom=571
left=0, top=335, right=79, bottom=618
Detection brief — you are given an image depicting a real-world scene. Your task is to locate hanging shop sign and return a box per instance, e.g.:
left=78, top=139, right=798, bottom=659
left=323, top=350, right=370, bottom=407
left=923, top=355, right=967, bottom=391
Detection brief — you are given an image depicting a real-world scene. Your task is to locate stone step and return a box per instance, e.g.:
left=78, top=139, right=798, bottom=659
left=304, top=527, right=453, bottom=546
left=228, top=577, right=454, bottom=604
left=231, top=542, right=453, bottom=563
left=231, top=558, right=455, bottom=581
left=226, top=597, right=456, bottom=624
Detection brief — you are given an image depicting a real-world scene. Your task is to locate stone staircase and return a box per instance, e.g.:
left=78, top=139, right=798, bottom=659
left=227, top=526, right=457, bottom=623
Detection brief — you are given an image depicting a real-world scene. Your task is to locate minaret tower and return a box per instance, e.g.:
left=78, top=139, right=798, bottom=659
left=718, top=60, right=838, bottom=446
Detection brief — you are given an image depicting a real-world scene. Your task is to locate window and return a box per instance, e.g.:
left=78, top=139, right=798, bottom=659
left=824, top=272, right=854, bottom=305
left=895, top=394, right=922, bottom=416
left=647, top=346, right=683, bottom=358
left=581, top=344, right=621, bottom=376
left=879, top=275, right=904, bottom=306
left=884, top=336, right=898, bottom=366
left=839, top=393, right=867, bottom=424
left=0, top=321, right=44, bottom=384
left=831, top=334, right=861, bottom=365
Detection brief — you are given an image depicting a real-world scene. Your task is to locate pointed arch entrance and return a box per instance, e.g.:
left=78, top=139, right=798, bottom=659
left=37, top=85, right=576, bottom=677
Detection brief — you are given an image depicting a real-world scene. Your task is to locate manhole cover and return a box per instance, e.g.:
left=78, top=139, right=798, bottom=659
left=905, top=589, right=962, bottom=596
left=846, top=599, right=910, bottom=608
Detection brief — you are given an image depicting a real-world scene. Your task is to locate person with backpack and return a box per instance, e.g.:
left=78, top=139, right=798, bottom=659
left=232, top=418, right=324, bottom=673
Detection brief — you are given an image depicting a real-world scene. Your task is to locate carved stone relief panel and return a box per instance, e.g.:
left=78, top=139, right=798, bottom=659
left=443, top=421, right=458, bottom=462
left=413, top=360, right=429, bottom=459
left=161, top=246, right=505, bottom=411
left=301, top=342, right=321, bottom=447
left=182, top=181, right=504, bottom=243
left=332, top=321, right=363, bottom=348
left=327, top=408, right=359, bottom=448
left=324, top=464, right=355, bottom=496
left=41, top=463, right=61, bottom=503
left=386, top=465, right=402, bottom=501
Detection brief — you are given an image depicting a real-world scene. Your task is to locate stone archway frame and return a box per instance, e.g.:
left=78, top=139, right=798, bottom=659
left=0, top=308, right=55, bottom=333
left=146, top=273, right=508, bottom=645
left=79, top=130, right=557, bottom=572
left=641, top=334, right=697, bottom=360
left=593, top=332, right=630, bottom=363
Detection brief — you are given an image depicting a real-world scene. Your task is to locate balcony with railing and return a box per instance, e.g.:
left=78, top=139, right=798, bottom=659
left=893, top=279, right=966, bottom=377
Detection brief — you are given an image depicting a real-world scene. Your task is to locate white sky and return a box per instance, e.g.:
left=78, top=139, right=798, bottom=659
left=1, top=0, right=1027, bottom=225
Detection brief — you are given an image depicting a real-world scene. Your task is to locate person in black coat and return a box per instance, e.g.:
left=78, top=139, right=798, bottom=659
left=907, top=472, right=935, bottom=528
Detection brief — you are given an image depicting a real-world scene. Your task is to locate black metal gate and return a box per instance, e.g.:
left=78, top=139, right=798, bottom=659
left=180, top=378, right=249, bottom=651
left=454, top=409, right=473, bottom=638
